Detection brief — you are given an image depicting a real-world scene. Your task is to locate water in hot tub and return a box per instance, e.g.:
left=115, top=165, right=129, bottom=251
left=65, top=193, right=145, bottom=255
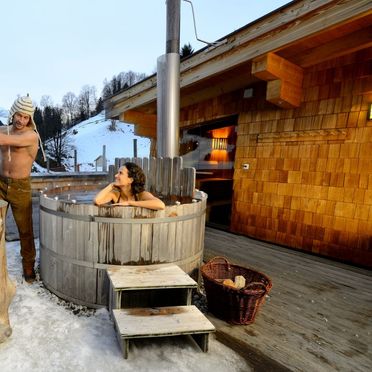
left=47, top=190, right=194, bottom=206
left=48, top=190, right=98, bottom=204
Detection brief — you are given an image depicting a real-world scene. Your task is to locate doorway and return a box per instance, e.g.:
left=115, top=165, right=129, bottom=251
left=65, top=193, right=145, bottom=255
left=180, top=116, right=237, bottom=230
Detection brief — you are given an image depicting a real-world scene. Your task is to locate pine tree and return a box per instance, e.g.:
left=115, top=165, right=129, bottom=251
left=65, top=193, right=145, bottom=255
left=95, top=97, right=104, bottom=114
left=101, top=71, right=147, bottom=99
left=180, top=43, right=194, bottom=59
left=34, top=107, right=44, bottom=139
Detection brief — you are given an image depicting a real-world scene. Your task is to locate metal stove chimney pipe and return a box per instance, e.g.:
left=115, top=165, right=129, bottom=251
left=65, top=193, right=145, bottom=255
left=157, top=0, right=180, bottom=157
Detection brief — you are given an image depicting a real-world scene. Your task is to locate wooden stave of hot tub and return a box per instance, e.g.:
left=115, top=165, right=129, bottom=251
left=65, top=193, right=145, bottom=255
left=39, top=190, right=207, bottom=308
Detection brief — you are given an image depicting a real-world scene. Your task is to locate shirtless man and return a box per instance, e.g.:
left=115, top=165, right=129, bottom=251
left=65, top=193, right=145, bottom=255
left=0, top=95, right=40, bottom=283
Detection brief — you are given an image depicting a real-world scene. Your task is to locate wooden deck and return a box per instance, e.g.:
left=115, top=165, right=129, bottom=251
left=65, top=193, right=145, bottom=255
left=203, top=227, right=372, bottom=372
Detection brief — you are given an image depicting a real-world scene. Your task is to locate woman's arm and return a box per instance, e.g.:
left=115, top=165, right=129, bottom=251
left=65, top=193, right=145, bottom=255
left=124, top=191, right=165, bottom=210
left=94, top=183, right=119, bottom=205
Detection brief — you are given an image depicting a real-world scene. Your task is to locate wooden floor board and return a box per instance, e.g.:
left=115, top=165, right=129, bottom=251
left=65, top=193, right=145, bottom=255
left=204, top=227, right=372, bottom=372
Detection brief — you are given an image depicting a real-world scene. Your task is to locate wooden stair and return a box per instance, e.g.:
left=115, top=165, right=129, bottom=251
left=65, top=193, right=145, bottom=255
left=107, top=265, right=215, bottom=359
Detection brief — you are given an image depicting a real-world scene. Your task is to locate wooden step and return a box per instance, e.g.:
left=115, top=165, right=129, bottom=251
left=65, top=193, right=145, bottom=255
left=112, top=305, right=215, bottom=359
left=107, top=264, right=198, bottom=311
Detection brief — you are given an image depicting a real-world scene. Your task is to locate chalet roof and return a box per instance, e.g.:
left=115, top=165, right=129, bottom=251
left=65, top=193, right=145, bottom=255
left=104, top=0, right=371, bottom=125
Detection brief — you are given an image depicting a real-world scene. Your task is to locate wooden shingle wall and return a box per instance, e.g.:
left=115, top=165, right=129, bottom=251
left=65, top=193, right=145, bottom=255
left=179, top=48, right=372, bottom=268
left=233, top=48, right=372, bottom=268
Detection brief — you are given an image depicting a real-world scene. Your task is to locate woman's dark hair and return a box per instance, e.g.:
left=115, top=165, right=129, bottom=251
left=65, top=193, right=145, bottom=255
left=124, top=162, right=146, bottom=196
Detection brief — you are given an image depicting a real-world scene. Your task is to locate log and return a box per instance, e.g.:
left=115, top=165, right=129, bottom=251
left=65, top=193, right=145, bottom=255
left=0, top=200, right=16, bottom=343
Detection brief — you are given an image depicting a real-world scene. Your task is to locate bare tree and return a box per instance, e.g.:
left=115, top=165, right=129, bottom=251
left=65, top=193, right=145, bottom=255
left=46, top=129, right=73, bottom=168
left=39, top=95, right=53, bottom=110
left=62, top=92, right=78, bottom=126
left=108, top=119, right=118, bottom=131
left=78, top=85, right=97, bottom=119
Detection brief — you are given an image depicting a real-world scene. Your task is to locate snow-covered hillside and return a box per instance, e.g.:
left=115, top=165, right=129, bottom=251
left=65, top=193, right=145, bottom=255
left=0, top=107, right=8, bottom=125
left=61, top=112, right=150, bottom=171
left=0, top=110, right=150, bottom=171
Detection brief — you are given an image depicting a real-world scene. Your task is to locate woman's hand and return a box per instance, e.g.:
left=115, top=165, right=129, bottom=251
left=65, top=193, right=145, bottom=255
left=109, top=182, right=120, bottom=190
left=94, top=182, right=120, bottom=205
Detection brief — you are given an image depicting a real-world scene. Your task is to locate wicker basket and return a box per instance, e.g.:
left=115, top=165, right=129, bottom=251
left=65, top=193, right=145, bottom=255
left=201, top=256, right=272, bottom=325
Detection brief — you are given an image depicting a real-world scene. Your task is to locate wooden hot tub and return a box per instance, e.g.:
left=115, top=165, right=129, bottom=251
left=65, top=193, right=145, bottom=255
left=39, top=184, right=207, bottom=308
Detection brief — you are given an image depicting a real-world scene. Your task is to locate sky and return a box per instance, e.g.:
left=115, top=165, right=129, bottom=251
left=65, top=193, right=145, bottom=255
left=0, top=240, right=250, bottom=372
left=1, top=0, right=290, bottom=110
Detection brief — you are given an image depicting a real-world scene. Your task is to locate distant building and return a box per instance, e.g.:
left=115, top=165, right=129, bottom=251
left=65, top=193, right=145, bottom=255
left=94, top=155, right=107, bottom=171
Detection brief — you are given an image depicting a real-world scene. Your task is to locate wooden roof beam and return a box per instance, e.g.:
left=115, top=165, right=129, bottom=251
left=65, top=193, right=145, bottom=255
left=120, top=110, right=156, bottom=126
left=120, top=110, right=157, bottom=139
left=252, top=52, right=303, bottom=83
left=266, top=79, right=302, bottom=108
left=293, top=25, right=372, bottom=67
left=252, top=52, right=303, bottom=108
left=134, top=124, right=156, bottom=138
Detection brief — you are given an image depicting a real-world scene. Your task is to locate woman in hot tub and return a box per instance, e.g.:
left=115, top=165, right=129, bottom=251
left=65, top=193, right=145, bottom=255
left=94, top=162, right=165, bottom=210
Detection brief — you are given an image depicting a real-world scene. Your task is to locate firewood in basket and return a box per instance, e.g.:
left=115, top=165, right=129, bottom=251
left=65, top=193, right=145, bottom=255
left=222, top=279, right=235, bottom=288
left=234, top=275, right=246, bottom=289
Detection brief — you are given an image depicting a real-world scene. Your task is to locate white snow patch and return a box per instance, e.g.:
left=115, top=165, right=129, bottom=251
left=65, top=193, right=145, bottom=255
left=0, top=240, right=249, bottom=372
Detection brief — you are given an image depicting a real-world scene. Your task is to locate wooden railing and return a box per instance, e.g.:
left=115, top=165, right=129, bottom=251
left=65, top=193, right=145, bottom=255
left=108, top=157, right=196, bottom=200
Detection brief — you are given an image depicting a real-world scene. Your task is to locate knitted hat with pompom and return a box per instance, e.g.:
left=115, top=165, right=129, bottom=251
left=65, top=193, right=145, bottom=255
left=8, top=94, right=36, bottom=130
left=6, top=94, right=46, bottom=161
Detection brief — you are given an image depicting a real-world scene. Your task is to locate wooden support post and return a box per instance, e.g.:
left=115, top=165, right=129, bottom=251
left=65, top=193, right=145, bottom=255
left=74, top=149, right=78, bottom=172
left=191, top=333, right=209, bottom=352
left=122, top=338, right=129, bottom=359
left=102, top=145, right=107, bottom=172
left=0, top=200, right=16, bottom=343
left=185, top=288, right=192, bottom=305
left=133, top=139, right=138, bottom=158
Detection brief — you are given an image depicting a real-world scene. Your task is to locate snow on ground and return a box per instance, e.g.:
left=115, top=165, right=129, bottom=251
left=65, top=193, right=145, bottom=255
left=0, top=240, right=249, bottom=372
